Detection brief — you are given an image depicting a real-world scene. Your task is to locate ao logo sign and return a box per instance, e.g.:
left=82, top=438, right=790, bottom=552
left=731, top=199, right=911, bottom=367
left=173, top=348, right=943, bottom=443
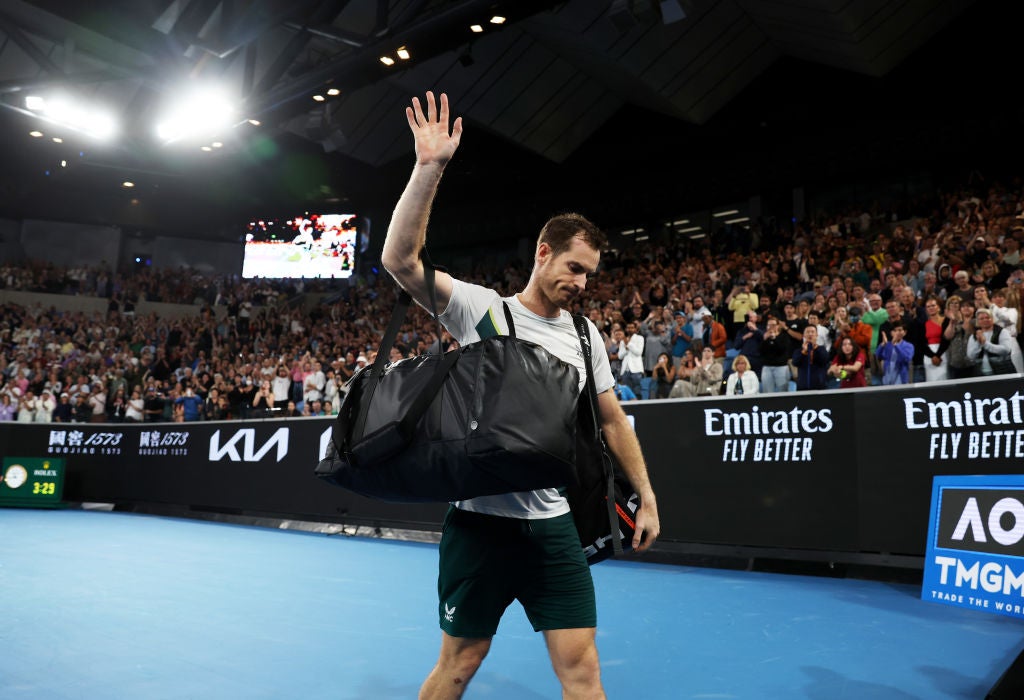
left=953, top=497, right=1024, bottom=547
left=209, top=428, right=289, bottom=462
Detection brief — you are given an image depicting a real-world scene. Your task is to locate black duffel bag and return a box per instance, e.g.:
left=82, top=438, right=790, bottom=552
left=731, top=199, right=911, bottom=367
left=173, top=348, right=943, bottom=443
left=314, top=263, right=580, bottom=503
left=569, top=314, right=640, bottom=565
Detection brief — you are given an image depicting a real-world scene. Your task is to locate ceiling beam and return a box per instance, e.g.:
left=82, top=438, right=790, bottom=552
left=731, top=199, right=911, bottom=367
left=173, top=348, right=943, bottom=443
left=0, top=17, right=64, bottom=75
left=247, top=0, right=563, bottom=124
left=251, top=0, right=354, bottom=96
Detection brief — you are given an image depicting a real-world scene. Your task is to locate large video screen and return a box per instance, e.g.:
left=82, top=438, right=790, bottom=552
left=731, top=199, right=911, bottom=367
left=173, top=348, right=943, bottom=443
left=242, top=213, right=361, bottom=279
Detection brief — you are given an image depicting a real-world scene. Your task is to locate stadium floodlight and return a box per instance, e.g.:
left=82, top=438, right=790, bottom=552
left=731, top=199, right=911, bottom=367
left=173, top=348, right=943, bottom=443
left=155, top=86, right=235, bottom=144
left=713, top=209, right=739, bottom=217
left=29, top=94, right=118, bottom=140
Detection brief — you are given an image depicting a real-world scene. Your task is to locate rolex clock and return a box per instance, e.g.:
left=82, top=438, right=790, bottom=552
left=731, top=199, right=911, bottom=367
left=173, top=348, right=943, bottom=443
left=0, top=457, right=65, bottom=507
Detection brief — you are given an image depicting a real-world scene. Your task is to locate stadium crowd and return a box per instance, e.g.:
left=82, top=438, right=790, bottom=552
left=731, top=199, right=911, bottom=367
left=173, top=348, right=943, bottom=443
left=2, top=178, right=1023, bottom=423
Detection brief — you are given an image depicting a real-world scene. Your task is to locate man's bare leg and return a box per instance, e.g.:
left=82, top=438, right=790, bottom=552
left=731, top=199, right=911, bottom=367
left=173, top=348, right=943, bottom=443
left=543, top=627, right=605, bottom=699
left=419, top=632, right=492, bottom=700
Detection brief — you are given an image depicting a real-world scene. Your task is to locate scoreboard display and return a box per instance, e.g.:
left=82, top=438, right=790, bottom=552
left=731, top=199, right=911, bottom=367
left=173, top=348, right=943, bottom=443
left=0, top=457, right=65, bottom=507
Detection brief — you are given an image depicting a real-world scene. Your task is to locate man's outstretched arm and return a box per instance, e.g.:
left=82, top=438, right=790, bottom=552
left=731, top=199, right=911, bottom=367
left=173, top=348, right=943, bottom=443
left=597, top=390, right=660, bottom=552
left=381, top=91, right=463, bottom=313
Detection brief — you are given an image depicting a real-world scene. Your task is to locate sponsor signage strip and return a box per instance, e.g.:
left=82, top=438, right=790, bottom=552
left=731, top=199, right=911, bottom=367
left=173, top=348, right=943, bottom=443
left=0, top=377, right=1020, bottom=560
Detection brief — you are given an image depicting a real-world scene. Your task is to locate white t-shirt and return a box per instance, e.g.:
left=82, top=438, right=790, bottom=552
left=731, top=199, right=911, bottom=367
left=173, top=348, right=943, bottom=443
left=439, top=278, right=614, bottom=519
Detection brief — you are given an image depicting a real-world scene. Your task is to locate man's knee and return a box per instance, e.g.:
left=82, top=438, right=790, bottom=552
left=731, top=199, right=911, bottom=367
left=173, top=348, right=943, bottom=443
left=544, top=629, right=603, bottom=693
left=438, top=636, right=491, bottom=677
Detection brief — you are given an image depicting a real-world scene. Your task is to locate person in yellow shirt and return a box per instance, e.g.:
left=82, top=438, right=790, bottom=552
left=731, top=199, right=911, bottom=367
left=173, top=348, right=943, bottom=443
left=726, top=281, right=758, bottom=337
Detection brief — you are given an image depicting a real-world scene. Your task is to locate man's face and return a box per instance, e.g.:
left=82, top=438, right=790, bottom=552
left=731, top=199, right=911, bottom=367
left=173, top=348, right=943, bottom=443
left=692, top=296, right=704, bottom=309
left=803, top=326, right=817, bottom=344
left=956, top=274, right=970, bottom=289
left=625, top=322, right=637, bottom=335
left=536, top=235, right=600, bottom=310
left=885, top=301, right=901, bottom=320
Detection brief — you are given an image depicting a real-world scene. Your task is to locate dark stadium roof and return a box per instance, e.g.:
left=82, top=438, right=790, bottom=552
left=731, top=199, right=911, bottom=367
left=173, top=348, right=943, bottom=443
left=0, top=0, right=1018, bottom=243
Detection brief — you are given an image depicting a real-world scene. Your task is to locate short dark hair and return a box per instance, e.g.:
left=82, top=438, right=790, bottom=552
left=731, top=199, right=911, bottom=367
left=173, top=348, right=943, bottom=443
left=538, top=213, right=606, bottom=256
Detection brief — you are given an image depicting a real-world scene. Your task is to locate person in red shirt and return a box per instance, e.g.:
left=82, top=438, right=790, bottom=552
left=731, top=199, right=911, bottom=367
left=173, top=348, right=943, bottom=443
left=828, top=337, right=867, bottom=388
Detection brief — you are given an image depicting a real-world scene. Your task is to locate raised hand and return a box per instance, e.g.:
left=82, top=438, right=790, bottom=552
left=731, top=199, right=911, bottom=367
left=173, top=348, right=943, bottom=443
left=406, top=91, right=463, bottom=166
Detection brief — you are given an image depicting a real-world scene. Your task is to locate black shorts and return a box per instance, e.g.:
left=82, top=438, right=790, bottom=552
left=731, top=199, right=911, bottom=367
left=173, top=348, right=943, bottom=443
left=436, top=506, right=596, bottom=637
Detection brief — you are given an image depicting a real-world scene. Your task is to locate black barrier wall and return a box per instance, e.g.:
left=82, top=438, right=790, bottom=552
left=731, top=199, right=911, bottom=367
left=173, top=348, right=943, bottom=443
left=2, top=375, right=1021, bottom=560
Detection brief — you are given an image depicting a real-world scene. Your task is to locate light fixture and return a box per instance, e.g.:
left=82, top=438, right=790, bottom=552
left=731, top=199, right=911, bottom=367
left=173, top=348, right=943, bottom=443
left=122, top=181, right=134, bottom=188
left=470, top=24, right=483, bottom=32
left=29, top=130, right=43, bottom=137
left=678, top=226, right=703, bottom=233
left=200, top=145, right=212, bottom=151
left=635, top=235, right=650, bottom=241
left=60, top=160, right=67, bottom=167
left=40, top=96, right=116, bottom=140
left=26, top=95, right=46, bottom=110
left=155, top=86, right=235, bottom=143
left=52, top=137, right=63, bottom=143
left=212, top=141, right=223, bottom=148
left=621, top=229, right=636, bottom=235
left=379, top=55, right=395, bottom=66
left=247, top=119, right=261, bottom=126
left=312, top=94, right=326, bottom=102
left=326, top=88, right=340, bottom=96
left=396, top=46, right=410, bottom=60
left=490, top=16, right=506, bottom=24
left=672, top=219, right=689, bottom=225
left=713, top=209, right=739, bottom=218
left=724, top=216, right=750, bottom=224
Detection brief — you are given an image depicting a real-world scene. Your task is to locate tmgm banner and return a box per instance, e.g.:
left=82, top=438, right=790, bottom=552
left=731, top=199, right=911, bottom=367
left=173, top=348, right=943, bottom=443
left=923, top=474, right=1024, bottom=619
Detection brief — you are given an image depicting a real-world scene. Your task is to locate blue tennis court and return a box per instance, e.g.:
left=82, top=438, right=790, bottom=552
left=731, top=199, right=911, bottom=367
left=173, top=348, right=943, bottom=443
left=1, top=508, right=1020, bottom=699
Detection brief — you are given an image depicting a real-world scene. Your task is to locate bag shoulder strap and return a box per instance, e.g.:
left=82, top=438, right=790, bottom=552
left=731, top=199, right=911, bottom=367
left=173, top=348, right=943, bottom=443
left=572, top=314, right=622, bottom=558
left=344, top=252, right=451, bottom=447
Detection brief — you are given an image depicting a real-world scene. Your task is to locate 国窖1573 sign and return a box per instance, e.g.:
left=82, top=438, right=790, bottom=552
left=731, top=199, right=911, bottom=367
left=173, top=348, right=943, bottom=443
left=923, top=475, right=1024, bottom=619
